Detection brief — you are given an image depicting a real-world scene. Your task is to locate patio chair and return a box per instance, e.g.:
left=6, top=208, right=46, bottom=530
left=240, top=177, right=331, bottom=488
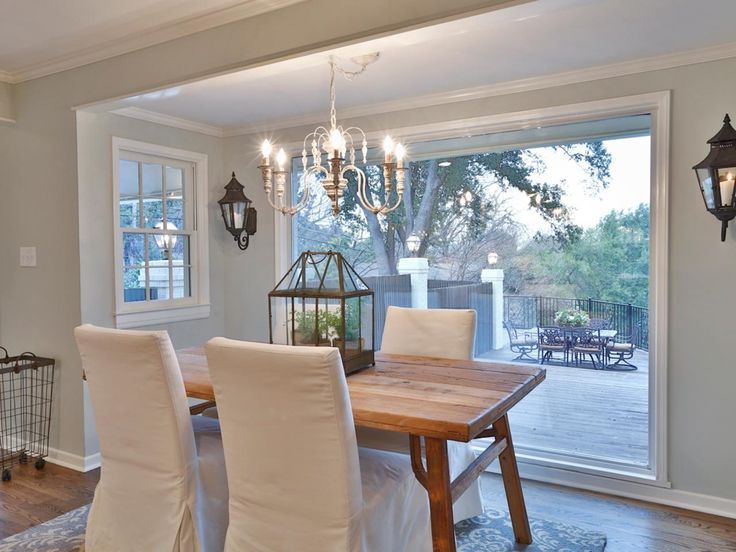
left=571, top=328, right=606, bottom=369
left=588, top=316, right=612, bottom=330
left=605, top=324, right=640, bottom=371
left=538, top=327, right=567, bottom=365
left=503, top=320, right=538, bottom=361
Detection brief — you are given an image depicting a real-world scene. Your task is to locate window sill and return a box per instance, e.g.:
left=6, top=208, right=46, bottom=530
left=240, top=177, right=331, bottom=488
left=115, top=304, right=211, bottom=329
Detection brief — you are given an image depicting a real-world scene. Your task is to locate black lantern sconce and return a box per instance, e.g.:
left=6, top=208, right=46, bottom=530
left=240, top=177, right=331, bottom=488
left=693, top=114, right=736, bottom=241
left=218, top=172, right=257, bottom=250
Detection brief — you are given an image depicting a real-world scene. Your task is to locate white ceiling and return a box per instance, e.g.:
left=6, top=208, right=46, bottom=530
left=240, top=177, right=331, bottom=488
left=96, top=0, right=736, bottom=135
left=0, top=0, right=305, bottom=82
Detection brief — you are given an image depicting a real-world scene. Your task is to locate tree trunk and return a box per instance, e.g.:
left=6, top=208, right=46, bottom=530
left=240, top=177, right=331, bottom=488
left=413, top=159, right=442, bottom=256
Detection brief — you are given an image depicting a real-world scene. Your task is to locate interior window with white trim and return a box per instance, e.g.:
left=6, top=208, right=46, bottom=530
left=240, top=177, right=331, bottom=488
left=120, top=154, right=193, bottom=302
left=114, top=139, right=210, bottom=328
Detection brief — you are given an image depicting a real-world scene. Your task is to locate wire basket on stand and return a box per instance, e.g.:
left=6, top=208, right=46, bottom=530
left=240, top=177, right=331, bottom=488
left=0, top=347, right=56, bottom=482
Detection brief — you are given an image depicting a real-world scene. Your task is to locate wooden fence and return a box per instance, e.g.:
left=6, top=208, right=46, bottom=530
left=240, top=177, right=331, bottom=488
left=363, top=274, right=412, bottom=349
left=428, top=281, right=493, bottom=356
left=365, top=276, right=494, bottom=355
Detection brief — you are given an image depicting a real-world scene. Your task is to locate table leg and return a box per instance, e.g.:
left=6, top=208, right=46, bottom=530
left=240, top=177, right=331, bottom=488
left=425, top=437, right=457, bottom=552
left=494, top=414, right=532, bottom=544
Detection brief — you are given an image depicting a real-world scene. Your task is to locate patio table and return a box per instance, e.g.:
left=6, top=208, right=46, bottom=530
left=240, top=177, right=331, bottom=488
left=539, top=327, right=617, bottom=367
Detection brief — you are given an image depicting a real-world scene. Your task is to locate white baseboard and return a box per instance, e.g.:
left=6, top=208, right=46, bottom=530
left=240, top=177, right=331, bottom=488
left=486, top=459, right=736, bottom=520
left=46, top=448, right=101, bottom=473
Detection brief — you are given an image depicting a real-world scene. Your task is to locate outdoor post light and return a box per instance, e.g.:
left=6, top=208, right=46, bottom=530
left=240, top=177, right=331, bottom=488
left=218, top=172, right=257, bottom=250
left=693, top=114, right=736, bottom=241
left=406, top=234, right=421, bottom=256
left=487, top=251, right=499, bottom=266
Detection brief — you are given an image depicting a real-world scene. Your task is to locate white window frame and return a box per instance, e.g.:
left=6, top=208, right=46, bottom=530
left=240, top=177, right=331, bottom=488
left=276, top=91, right=670, bottom=490
left=112, top=137, right=210, bottom=328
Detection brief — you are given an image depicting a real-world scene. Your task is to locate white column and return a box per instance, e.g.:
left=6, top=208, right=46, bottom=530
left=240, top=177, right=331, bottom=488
left=397, top=257, right=429, bottom=309
left=481, top=268, right=505, bottom=349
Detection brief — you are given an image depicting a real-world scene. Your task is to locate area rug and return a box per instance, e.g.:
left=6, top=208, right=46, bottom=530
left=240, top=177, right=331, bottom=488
left=0, top=505, right=606, bottom=551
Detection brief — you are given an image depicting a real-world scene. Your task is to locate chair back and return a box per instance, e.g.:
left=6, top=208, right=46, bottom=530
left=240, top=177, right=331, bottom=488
left=588, top=317, right=611, bottom=330
left=205, top=338, right=362, bottom=552
left=539, top=327, right=565, bottom=345
left=503, top=320, right=518, bottom=340
left=380, top=306, right=476, bottom=360
left=74, top=325, right=199, bottom=550
left=573, top=328, right=603, bottom=348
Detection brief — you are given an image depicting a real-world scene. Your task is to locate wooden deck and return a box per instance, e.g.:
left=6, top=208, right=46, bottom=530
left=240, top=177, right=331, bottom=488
left=477, top=347, right=649, bottom=466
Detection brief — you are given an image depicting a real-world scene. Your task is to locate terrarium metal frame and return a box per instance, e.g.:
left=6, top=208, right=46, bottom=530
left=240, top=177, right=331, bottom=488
left=268, top=251, right=375, bottom=374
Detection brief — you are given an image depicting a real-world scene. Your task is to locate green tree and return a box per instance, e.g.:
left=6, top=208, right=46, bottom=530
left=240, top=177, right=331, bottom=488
left=306, top=142, right=611, bottom=275
left=519, top=204, right=649, bottom=306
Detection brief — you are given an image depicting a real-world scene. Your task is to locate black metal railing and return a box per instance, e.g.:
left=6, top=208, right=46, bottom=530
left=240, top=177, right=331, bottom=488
left=504, top=295, right=649, bottom=351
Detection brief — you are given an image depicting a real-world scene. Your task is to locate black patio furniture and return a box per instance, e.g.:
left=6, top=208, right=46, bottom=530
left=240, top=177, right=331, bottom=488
left=570, top=328, right=606, bottom=369
left=503, top=320, right=538, bottom=361
left=538, top=327, right=567, bottom=365
left=605, top=324, right=640, bottom=371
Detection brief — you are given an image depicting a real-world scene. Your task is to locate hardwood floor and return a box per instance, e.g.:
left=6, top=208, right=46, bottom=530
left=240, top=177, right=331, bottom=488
left=0, top=462, right=97, bottom=539
left=482, top=473, right=736, bottom=551
left=1, top=464, right=734, bottom=551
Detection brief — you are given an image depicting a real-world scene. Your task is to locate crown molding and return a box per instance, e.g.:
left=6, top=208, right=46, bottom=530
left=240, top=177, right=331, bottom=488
left=103, top=41, right=736, bottom=139
left=0, top=0, right=306, bottom=84
left=221, top=41, right=736, bottom=136
left=111, top=107, right=225, bottom=137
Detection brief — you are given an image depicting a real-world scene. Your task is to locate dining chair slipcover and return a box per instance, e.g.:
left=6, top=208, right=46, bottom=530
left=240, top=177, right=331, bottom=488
left=357, top=306, right=484, bottom=522
left=75, top=325, right=228, bottom=552
left=205, top=338, right=431, bottom=552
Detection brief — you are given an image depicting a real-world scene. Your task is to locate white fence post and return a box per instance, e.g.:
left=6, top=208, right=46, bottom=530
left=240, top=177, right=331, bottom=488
left=481, top=268, right=505, bottom=349
left=397, top=257, right=429, bottom=309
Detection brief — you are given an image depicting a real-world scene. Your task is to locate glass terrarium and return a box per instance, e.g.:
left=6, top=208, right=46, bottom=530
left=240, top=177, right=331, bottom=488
left=269, top=251, right=374, bottom=374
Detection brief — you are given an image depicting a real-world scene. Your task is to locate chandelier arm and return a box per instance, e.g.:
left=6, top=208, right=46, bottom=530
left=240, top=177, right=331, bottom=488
left=353, top=166, right=382, bottom=214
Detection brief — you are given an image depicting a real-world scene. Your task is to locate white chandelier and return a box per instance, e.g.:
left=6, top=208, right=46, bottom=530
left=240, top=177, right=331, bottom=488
left=259, top=55, right=406, bottom=216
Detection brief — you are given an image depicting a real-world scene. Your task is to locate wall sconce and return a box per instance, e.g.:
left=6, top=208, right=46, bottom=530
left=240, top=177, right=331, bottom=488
left=406, top=234, right=421, bottom=256
left=218, top=172, right=257, bottom=250
left=693, top=114, right=736, bottom=241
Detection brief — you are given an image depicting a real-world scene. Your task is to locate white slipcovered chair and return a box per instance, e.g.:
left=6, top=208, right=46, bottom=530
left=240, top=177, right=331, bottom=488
left=357, top=306, right=484, bottom=521
left=205, top=337, right=431, bottom=552
left=74, top=325, right=228, bottom=552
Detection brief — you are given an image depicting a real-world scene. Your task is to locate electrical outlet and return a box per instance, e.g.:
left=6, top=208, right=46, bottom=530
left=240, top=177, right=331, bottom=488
left=19, top=247, right=37, bottom=267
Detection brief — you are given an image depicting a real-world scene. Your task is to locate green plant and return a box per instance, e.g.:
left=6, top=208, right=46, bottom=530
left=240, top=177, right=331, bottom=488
left=554, top=308, right=590, bottom=327
left=292, top=302, right=362, bottom=342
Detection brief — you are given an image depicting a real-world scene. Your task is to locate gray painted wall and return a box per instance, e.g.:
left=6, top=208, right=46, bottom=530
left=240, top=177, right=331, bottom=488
left=0, top=0, right=511, bottom=460
left=0, top=0, right=734, bottom=504
left=224, top=57, right=736, bottom=502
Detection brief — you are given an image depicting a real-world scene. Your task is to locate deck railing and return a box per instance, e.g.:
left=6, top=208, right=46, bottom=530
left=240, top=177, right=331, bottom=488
left=504, top=295, right=649, bottom=351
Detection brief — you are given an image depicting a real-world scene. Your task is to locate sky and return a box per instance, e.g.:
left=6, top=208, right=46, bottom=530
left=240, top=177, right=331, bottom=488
left=498, top=135, right=651, bottom=241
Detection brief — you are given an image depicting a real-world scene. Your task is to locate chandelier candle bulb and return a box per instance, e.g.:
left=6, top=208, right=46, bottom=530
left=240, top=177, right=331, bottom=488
left=383, top=136, right=394, bottom=163
left=261, top=139, right=272, bottom=163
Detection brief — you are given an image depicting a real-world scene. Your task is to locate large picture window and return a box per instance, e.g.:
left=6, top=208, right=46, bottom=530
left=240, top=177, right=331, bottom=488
left=285, top=92, right=670, bottom=487
left=113, top=138, right=210, bottom=328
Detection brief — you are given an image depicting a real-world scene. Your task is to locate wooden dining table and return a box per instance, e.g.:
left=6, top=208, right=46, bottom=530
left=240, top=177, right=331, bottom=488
left=177, top=348, right=546, bottom=552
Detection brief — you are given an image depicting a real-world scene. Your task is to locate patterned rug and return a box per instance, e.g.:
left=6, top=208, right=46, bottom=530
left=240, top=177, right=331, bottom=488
left=0, top=505, right=606, bottom=551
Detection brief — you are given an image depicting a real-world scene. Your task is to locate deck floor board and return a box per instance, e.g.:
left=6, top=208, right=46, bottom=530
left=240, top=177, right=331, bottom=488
left=478, top=347, right=649, bottom=465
